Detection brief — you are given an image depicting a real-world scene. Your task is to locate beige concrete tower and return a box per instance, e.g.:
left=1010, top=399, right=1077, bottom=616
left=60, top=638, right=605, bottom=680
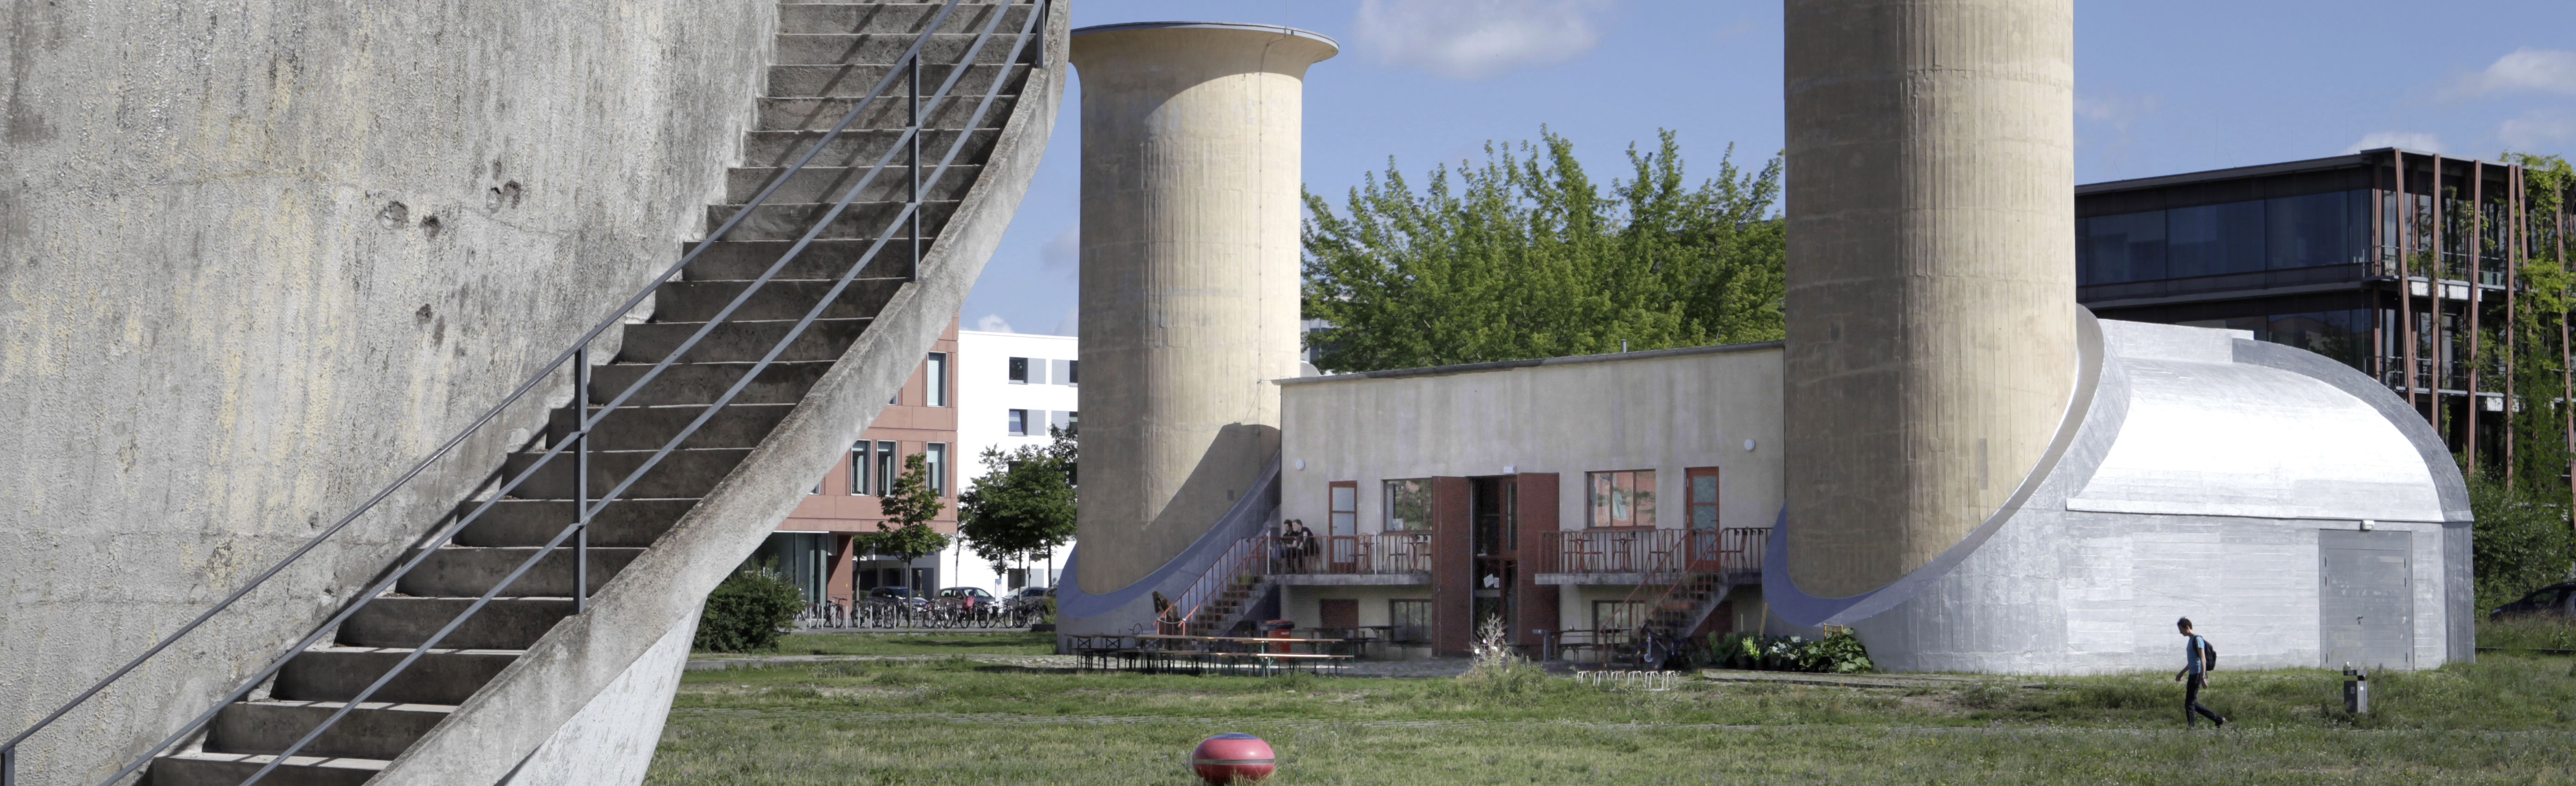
left=1782, top=0, right=2076, bottom=598
left=1070, top=23, right=1337, bottom=593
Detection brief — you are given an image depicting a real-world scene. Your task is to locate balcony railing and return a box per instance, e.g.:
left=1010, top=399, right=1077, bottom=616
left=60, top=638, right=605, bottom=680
left=1540, top=527, right=1767, bottom=577
left=1265, top=533, right=1432, bottom=575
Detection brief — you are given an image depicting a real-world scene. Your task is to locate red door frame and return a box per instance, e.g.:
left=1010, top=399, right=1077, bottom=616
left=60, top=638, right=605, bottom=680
left=1685, top=467, right=1721, bottom=570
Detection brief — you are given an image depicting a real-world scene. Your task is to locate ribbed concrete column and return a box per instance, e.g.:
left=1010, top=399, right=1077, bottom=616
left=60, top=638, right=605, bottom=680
left=1070, top=23, right=1336, bottom=593
left=1782, top=0, right=2076, bottom=598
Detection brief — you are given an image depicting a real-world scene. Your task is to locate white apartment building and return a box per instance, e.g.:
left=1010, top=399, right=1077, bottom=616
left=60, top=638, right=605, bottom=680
left=955, top=329, right=1081, bottom=590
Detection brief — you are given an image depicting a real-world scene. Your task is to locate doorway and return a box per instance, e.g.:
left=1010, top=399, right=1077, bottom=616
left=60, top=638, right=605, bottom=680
left=2319, top=529, right=2413, bottom=670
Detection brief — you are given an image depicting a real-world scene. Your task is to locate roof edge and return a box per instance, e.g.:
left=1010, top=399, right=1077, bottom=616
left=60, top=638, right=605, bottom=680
left=1275, top=340, right=1784, bottom=386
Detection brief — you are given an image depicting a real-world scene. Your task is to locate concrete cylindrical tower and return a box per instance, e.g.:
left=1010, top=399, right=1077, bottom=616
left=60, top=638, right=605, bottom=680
left=1070, top=23, right=1337, bottom=594
left=1782, top=0, right=2076, bottom=598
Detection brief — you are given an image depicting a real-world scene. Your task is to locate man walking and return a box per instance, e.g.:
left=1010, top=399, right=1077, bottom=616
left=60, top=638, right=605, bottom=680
left=2172, top=617, right=2226, bottom=729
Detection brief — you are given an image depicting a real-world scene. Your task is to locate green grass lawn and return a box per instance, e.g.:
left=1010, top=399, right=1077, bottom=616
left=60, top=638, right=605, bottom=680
left=648, top=638, right=2576, bottom=785
left=692, top=631, right=1057, bottom=658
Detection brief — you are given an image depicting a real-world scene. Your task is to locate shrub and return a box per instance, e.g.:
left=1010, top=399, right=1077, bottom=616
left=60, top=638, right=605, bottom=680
left=2468, top=474, right=2576, bottom=611
left=1708, top=630, right=1873, bottom=673
left=695, top=562, right=804, bottom=653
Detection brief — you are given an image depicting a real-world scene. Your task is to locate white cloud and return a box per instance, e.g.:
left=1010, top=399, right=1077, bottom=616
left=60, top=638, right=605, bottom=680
left=1351, top=0, right=1614, bottom=80
left=2501, top=111, right=2576, bottom=150
left=2344, top=132, right=2446, bottom=155
left=974, top=314, right=1015, bottom=333
left=1050, top=306, right=1079, bottom=338
left=2076, top=90, right=2160, bottom=129
left=2454, top=48, right=2576, bottom=97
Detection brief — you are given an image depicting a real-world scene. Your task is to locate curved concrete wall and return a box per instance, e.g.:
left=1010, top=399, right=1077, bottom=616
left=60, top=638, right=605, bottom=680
left=0, top=1, right=775, bottom=780
left=1068, top=23, right=1335, bottom=593
left=1781, top=0, right=2077, bottom=597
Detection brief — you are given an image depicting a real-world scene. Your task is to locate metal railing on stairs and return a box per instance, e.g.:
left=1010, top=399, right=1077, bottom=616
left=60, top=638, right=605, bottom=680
left=0, top=1, right=1051, bottom=783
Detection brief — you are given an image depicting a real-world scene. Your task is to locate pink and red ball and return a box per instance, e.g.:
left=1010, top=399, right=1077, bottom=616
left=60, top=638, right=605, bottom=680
left=1191, top=733, right=1276, bottom=784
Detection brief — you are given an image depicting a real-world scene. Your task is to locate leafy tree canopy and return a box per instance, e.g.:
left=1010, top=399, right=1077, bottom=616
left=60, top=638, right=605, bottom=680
left=853, top=451, right=950, bottom=562
left=1302, top=128, right=1784, bottom=373
left=957, top=426, right=1079, bottom=571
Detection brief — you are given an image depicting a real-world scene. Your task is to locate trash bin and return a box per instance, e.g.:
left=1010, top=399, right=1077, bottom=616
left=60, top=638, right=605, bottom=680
left=2343, top=664, right=2370, bottom=714
left=1261, top=620, right=1294, bottom=654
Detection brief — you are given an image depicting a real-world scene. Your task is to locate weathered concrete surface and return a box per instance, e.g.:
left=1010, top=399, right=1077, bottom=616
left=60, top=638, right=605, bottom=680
left=366, top=6, right=1068, bottom=783
left=494, top=611, right=694, bottom=786
left=1782, top=0, right=2079, bottom=597
left=1069, top=22, right=1337, bottom=594
left=0, top=0, right=777, bottom=781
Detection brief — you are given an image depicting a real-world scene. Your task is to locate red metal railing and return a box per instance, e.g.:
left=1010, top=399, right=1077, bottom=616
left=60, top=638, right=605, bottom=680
left=1268, top=533, right=1432, bottom=575
left=1156, top=535, right=1266, bottom=635
left=1541, top=527, right=1767, bottom=576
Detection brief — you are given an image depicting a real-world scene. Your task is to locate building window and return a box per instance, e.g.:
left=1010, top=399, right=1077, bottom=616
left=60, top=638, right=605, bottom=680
left=926, top=443, right=948, bottom=496
left=1593, top=600, right=1643, bottom=631
left=1382, top=479, right=1431, bottom=531
left=850, top=440, right=871, bottom=495
left=1008, top=409, right=1028, bottom=436
left=1009, top=357, right=1029, bottom=384
left=1067, top=360, right=1078, bottom=385
left=925, top=352, right=948, bottom=407
left=1587, top=470, right=1655, bottom=528
left=1389, top=599, right=1432, bottom=644
left=874, top=441, right=898, bottom=496
left=1329, top=481, right=1359, bottom=537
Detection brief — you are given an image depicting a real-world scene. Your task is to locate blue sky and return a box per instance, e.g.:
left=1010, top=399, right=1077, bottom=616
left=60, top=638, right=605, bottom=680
left=961, top=0, right=2576, bottom=336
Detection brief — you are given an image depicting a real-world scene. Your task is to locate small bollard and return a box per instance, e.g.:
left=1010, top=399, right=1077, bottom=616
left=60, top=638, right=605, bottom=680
left=2342, top=663, right=2369, bottom=714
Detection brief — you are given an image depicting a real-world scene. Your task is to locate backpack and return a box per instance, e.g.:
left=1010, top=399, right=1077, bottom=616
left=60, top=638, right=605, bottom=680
left=2195, top=635, right=2218, bottom=672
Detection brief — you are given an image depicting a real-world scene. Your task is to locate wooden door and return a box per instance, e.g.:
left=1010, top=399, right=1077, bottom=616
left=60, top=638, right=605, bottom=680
left=1512, top=473, right=1560, bottom=651
left=1685, top=467, right=1721, bottom=570
left=1430, top=476, right=1474, bottom=656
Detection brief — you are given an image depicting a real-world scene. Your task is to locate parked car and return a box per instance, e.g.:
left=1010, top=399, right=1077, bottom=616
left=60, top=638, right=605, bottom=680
left=935, top=586, right=996, bottom=610
left=1008, top=586, right=1051, bottom=602
left=2490, top=583, right=2576, bottom=620
left=867, top=586, right=927, bottom=607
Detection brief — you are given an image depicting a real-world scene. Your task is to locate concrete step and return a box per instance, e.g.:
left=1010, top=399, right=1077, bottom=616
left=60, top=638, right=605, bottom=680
left=653, top=278, right=905, bottom=321
left=398, top=546, right=646, bottom=598
left=454, top=498, right=699, bottom=548
left=616, top=317, right=874, bottom=365
left=586, top=361, right=836, bottom=407
left=769, top=62, right=1024, bottom=99
left=150, top=751, right=385, bottom=786
left=759, top=92, right=1009, bottom=133
left=549, top=402, right=797, bottom=451
left=340, top=598, right=576, bottom=650
left=273, top=647, right=521, bottom=705
left=777, top=3, right=1033, bottom=36
left=725, top=164, right=981, bottom=204
left=502, top=447, right=754, bottom=500
left=207, top=700, right=453, bottom=760
left=743, top=128, right=996, bottom=168
left=684, top=239, right=926, bottom=281
left=773, top=33, right=1033, bottom=66
left=706, top=200, right=956, bottom=241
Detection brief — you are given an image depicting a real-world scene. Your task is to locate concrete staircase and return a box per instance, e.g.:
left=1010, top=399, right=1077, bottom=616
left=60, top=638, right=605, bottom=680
left=1611, top=571, right=1737, bottom=670
left=1182, top=575, right=1280, bottom=638
left=144, top=3, right=1055, bottom=783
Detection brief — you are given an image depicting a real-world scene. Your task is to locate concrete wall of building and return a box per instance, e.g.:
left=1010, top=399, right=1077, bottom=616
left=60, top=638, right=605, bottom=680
left=494, top=610, right=695, bottom=786
left=1781, top=0, right=2079, bottom=597
left=0, top=0, right=773, bottom=778
left=954, top=329, right=1080, bottom=587
left=1278, top=344, right=1785, bottom=549
left=1069, top=23, right=1336, bottom=594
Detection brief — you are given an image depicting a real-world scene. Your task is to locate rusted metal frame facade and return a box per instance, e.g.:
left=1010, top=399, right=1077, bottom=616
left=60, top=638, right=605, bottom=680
left=2508, top=164, right=2523, bottom=484
left=2469, top=160, right=2484, bottom=470
left=2433, top=154, right=2448, bottom=443
left=2398, top=150, right=2420, bottom=413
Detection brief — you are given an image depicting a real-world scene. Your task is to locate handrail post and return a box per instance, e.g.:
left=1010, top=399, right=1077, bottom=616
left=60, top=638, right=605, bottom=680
left=575, top=346, right=591, bottom=615
left=5, top=743, right=16, bottom=786
left=908, top=54, right=922, bottom=283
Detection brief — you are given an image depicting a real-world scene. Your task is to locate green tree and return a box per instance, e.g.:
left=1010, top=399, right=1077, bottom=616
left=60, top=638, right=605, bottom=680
left=1302, top=128, right=1783, bottom=373
left=957, top=426, right=1078, bottom=572
left=694, top=560, right=803, bottom=652
left=2469, top=474, right=2575, bottom=610
left=853, top=452, right=950, bottom=562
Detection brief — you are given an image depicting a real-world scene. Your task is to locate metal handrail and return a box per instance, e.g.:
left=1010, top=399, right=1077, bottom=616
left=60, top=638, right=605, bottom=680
left=1158, top=536, right=1268, bottom=636
left=1, top=1, right=1049, bottom=782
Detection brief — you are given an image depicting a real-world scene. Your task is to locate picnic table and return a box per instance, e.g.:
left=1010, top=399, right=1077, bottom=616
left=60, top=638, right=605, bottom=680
left=1094, top=634, right=1355, bottom=675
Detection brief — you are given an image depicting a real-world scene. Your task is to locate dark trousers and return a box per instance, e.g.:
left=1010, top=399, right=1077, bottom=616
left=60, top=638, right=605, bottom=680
left=2184, top=674, right=2223, bottom=727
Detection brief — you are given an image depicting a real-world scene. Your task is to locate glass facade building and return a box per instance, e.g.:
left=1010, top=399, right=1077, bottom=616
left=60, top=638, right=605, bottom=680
left=2076, top=148, right=2560, bottom=466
